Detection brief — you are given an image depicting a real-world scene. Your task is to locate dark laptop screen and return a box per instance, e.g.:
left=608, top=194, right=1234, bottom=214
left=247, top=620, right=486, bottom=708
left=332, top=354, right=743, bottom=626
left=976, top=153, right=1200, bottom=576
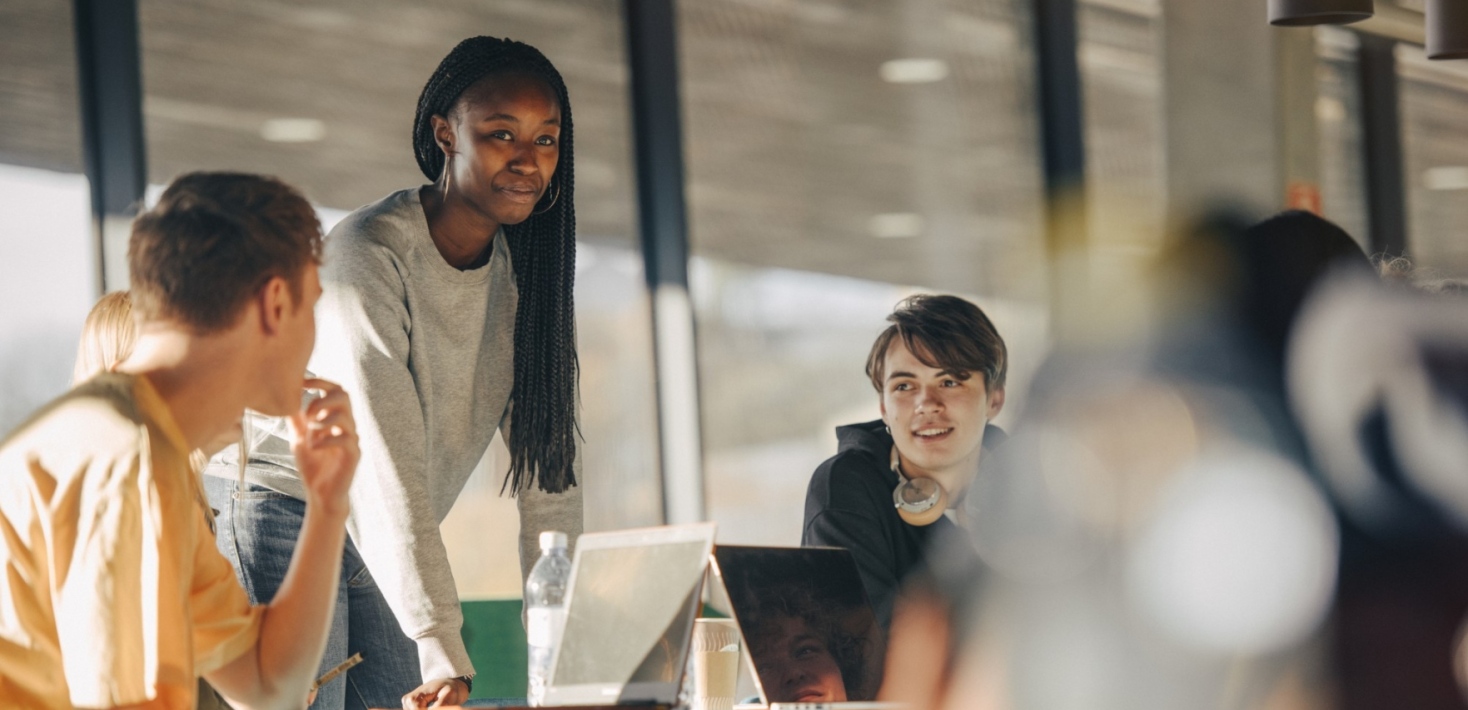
left=714, top=546, right=885, bottom=702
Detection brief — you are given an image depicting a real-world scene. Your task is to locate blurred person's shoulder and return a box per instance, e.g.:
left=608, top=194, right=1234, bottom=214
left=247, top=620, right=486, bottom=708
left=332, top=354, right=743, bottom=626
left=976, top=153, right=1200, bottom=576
left=807, top=420, right=897, bottom=513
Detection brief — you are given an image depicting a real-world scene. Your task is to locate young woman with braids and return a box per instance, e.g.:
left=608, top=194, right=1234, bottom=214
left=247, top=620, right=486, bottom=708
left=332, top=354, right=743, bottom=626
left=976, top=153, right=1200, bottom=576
left=201, top=37, right=582, bottom=710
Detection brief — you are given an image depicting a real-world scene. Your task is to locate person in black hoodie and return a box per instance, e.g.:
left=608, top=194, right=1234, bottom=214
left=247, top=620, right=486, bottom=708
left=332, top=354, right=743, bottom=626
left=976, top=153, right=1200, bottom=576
left=802, top=294, right=1008, bottom=630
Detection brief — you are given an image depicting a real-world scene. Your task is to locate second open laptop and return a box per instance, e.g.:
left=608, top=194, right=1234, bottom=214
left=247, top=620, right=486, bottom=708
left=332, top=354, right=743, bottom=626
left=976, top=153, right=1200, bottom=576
left=712, top=545, right=904, bottom=710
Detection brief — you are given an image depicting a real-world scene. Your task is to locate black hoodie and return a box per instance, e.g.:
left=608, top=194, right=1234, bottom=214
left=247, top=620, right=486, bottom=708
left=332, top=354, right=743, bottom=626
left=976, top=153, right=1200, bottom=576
left=801, top=419, right=1006, bottom=630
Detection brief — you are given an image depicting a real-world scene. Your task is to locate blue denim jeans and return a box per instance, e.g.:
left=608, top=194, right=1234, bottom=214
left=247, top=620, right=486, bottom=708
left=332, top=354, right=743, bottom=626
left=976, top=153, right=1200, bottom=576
left=204, top=477, right=423, bottom=709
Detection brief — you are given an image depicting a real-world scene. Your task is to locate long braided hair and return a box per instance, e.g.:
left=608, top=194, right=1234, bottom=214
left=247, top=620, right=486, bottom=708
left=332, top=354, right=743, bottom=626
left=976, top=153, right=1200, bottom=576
left=413, top=37, right=579, bottom=494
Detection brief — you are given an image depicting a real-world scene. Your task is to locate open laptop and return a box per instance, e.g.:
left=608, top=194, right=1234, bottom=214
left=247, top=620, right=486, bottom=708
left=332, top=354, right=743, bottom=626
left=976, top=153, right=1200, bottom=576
left=712, top=546, right=902, bottom=710
left=539, top=523, right=718, bottom=707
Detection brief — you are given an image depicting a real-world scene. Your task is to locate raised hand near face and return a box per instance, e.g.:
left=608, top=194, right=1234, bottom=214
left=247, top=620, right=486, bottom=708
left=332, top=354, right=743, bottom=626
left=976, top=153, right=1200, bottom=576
left=289, top=377, right=360, bottom=516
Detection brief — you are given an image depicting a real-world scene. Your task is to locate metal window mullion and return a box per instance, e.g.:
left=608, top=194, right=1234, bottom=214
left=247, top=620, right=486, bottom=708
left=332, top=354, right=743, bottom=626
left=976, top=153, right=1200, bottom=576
left=622, top=0, right=706, bottom=526
left=73, top=0, right=148, bottom=294
left=1357, top=32, right=1410, bottom=258
left=1031, top=0, right=1089, bottom=338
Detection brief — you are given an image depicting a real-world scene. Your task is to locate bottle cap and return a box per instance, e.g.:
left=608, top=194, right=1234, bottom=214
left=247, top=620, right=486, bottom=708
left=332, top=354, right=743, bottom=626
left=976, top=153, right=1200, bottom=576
left=540, top=531, right=568, bottom=551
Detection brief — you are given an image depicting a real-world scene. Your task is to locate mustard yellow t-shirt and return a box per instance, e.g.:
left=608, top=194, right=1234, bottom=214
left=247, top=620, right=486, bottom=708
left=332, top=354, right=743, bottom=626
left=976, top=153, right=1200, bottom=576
left=0, top=373, right=263, bottom=709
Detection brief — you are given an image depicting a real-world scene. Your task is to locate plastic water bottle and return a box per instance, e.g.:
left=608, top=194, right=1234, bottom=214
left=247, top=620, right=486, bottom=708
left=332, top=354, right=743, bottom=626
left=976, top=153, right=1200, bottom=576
left=526, top=531, right=571, bottom=706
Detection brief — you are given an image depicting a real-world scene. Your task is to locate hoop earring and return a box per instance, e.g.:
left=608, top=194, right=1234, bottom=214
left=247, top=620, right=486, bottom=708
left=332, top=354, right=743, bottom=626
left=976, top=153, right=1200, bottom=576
left=533, top=180, right=561, bottom=215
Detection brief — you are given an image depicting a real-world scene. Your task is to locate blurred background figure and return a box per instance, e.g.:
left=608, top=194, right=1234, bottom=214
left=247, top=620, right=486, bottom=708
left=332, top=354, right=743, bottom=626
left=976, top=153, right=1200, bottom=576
left=71, top=290, right=135, bottom=384
left=881, top=210, right=1382, bottom=710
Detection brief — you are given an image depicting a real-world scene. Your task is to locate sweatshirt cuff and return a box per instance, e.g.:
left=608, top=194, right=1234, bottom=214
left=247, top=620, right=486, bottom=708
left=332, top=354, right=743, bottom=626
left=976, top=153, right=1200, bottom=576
left=415, top=628, right=475, bottom=682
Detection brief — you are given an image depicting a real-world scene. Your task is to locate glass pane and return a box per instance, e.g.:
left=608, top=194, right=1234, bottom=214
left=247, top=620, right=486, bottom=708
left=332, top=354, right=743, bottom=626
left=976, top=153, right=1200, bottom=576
left=1315, top=27, right=1369, bottom=249
left=0, top=1, right=96, bottom=434
left=0, top=0, right=84, bottom=173
left=678, top=0, right=1049, bottom=545
left=1398, top=42, right=1468, bottom=278
left=1080, top=0, right=1166, bottom=266
left=139, top=0, right=662, bottom=599
left=0, top=167, right=97, bottom=435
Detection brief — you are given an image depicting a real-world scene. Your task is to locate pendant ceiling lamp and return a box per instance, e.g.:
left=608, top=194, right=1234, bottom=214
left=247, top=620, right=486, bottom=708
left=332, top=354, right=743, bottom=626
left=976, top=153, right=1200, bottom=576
left=1427, top=0, right=1468, bottom=59
left=1269, top=0, right=1374, bottom=26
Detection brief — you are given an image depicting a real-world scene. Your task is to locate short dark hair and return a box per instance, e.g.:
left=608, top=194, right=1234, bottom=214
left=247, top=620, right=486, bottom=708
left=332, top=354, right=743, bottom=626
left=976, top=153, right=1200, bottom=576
left=128, top=172, right=322, bottom=333
left=866, top=294, right=1007, bottom=392
left=1241, top=210, right=1372, bottom=356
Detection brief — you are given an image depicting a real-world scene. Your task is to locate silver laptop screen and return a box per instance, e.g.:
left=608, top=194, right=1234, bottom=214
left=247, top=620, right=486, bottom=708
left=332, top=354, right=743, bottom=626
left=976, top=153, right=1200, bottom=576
left=554, top=540, right=708, bottom=689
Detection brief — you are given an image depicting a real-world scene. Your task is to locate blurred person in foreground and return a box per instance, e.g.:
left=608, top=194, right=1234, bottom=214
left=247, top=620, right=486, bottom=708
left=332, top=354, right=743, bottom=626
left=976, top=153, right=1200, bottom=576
left=1291, top=267, right=1468, bottom=709
left=0, top=172, right=359, bottom=709
left=879, top=210, right=1376, bottom=710
left=802, top=294, right=1007, bottom=630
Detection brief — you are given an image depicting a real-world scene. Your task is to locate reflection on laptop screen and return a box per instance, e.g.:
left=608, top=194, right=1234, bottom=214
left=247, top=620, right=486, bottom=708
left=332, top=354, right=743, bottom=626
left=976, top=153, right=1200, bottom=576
left=554, top=540, right=709, bottom=689
left=716, top=546, right=886, bottom=703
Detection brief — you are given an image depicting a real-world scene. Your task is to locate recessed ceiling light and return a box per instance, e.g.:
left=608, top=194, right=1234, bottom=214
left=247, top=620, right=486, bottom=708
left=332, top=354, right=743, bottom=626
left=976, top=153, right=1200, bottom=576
left=869, top=213, right=925, bottom=239
left=1424, top=166, right=1468, bottom=191
left=260, top=118, right=326, bottom=143
left=880, top=58, right=949, bottom=84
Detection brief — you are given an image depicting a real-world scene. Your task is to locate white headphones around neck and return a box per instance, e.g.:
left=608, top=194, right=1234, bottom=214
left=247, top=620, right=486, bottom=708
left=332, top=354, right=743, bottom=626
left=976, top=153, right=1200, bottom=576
left=890, top=445, right=947, bottom=527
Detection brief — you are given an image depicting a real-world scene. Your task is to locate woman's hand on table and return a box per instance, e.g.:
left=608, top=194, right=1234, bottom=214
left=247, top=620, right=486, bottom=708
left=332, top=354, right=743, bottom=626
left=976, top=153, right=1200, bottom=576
left=401, top=676, right=469, bottom=709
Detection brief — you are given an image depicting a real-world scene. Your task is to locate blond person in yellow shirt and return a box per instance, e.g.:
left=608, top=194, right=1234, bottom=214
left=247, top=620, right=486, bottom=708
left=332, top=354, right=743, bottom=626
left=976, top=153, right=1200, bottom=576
left=0, top=172, right=359, bottom=710
left=72, top=290, right=137, bottom=383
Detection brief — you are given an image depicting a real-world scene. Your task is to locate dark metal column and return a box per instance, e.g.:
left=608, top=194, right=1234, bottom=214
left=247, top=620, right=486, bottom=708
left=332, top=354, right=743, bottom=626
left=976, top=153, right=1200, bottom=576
left=1031, top=0, right=1089, bottom=336
left=1033, top=0, right=1087, bottom=208
left=1357, top=33, right=1410, bottom=258
left=623, top=0, right=705, bottom=525
left=74, top=0, right=148, bottom=293
left=625, top=0, right=691, bottom=295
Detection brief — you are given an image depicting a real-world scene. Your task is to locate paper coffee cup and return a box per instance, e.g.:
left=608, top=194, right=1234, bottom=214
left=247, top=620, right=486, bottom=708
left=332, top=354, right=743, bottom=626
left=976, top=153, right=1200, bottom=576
left=691, top=618, right=741, bottom=710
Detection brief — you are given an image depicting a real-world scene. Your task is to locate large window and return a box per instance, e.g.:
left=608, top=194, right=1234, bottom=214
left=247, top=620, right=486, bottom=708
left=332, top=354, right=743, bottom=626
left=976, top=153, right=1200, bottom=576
left=0, top=0, right=97, bottom=434
left=1315, top=26, right=1370, bottom=247
left=1080, top=0, right=1166, bottom=267
left=1398, top=42, right=1468, bottom=278
left=139, top=0, right=662, bottom=598
left=1313, top=25, right=1468, bottom=274
left=677, top=0, right=1050, bottom=546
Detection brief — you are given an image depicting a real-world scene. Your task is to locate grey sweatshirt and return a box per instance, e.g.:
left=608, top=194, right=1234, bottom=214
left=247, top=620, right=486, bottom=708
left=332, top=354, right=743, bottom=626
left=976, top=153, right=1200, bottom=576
left=205, top=187, right=583, bottom=681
